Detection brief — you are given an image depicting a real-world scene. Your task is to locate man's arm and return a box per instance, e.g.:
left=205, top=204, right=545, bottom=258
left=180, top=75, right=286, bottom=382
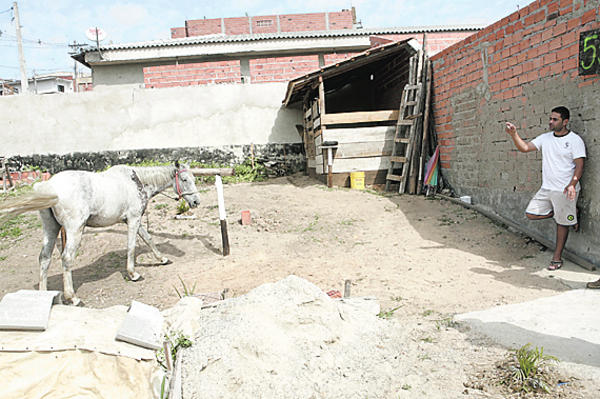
left=564, top=157, right=584, bottom=200
left=505, top=122, right=537, bottom=152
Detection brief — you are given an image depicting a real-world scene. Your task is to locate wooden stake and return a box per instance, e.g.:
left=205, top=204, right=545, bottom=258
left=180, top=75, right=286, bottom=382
left=215, top=175, right=230, bottom=256
left=344, top=280, right=351, bottom=297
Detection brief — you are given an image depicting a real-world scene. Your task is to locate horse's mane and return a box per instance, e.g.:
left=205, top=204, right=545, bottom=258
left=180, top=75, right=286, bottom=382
left=130, top=165, right=176, bottom=188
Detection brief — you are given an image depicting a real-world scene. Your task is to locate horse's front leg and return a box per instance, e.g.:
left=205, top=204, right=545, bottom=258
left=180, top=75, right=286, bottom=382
left=61, top=225, right=84, bottom=306
left=126, top=218, right=142, bottom=281
left=137, top=225, right=169, bottom=265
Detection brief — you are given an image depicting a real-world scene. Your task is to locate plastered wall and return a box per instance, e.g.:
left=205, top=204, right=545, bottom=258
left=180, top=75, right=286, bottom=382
left=0, top=83, right=303, bottom=171
left=431, top=0, right=600, bottom=264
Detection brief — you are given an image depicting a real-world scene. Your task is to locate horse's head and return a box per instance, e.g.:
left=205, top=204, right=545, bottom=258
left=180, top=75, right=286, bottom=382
left=173, top=162, right=201, bottom=208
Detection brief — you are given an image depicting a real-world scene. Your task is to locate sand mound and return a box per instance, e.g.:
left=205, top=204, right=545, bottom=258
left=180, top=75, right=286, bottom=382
left=166, top=275, right=407, bottom=398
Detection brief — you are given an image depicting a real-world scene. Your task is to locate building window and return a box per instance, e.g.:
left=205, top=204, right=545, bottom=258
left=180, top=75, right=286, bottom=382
left=57, top=85, right=65, bottom=92
left=256, top=19, right=273, bottom=27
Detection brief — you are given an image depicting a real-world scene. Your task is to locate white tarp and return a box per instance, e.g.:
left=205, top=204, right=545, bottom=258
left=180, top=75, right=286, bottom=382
left=0, top=304, right=162, bottom=399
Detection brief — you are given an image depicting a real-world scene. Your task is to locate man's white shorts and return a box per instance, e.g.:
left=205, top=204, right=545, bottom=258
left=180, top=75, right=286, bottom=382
left=526, top=188, right=579, bottom=226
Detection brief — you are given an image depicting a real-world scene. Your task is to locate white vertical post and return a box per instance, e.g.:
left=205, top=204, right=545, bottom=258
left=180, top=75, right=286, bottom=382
left=215, top=175, right=229, bottom=256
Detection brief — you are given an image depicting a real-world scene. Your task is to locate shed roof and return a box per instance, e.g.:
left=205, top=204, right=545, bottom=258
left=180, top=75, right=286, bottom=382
left=282, top=39, right=418, bottom=107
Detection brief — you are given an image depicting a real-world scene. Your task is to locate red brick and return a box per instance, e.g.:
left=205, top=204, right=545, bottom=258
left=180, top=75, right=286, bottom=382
left=582, top=9, right=597, bottom=24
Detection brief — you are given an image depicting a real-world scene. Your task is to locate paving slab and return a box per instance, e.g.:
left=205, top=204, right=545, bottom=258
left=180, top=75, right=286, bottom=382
left=0, top=290, right=61, bottom=331
left=456, top=289, right=600, bottom=367
left=116, top=300, right=163, bottom=350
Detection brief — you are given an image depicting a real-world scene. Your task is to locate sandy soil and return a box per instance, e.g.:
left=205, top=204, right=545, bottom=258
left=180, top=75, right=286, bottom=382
left=1, top=174, right=599, bottom=398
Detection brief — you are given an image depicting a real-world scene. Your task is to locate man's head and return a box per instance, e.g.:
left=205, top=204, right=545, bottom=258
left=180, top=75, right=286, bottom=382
left=549, top=106, right=570, bottom=133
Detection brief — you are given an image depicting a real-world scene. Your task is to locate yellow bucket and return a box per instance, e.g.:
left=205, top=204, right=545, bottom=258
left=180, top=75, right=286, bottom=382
left=350, top=171, right=365, bottom=190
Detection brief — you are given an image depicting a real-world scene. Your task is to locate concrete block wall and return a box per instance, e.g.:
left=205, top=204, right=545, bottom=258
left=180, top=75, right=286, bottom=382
left=431, top=0, right=600, bottom=264
left=250, top=56, right=320, bottom=82
left=143, top=61, right=241, bottom=88
left=171, top=10, right=354, bottom=38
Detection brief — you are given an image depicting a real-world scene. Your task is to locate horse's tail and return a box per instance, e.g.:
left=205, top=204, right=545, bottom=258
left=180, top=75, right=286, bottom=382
left=0, top=192, right=58, bottom=224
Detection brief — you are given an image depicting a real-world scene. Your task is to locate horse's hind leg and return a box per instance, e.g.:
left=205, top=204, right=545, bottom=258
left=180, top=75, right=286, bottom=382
left=38, top=209, right=60, bottom=291
left=61, top=225, right=84, bottom=306
left=137, top=225, right=169, bottom=265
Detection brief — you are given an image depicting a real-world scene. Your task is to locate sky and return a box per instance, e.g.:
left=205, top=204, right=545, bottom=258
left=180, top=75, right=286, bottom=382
left=0, top=0, right=524, bottom=80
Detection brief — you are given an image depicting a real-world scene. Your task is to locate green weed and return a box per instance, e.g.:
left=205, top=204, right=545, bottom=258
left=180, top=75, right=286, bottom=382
left=155, top=203, right=168, bottom=210
left=176, top=199, right=190, bottom=215
left=174, top=275, right=197, bottom=298
left=377, top=305, right=402, bottom=319
left=501, top=344, right=558, bottom=393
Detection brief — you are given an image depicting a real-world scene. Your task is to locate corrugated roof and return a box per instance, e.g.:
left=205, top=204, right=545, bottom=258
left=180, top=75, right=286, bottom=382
left=282, top=39, right=418, bottom=106
left=78, top=24, right=482, bottom=53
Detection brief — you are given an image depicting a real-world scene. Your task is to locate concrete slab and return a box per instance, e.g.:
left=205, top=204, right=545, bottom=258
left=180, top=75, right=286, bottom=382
left=116, top=300, right=163, bottom=350
left=0, top=290, right=60, bottom=331
left=456, top=289, right=600, bottom=367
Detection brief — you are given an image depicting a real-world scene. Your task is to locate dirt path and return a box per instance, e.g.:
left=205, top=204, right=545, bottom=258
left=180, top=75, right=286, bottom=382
left=1, top=174, right=599, bottom=397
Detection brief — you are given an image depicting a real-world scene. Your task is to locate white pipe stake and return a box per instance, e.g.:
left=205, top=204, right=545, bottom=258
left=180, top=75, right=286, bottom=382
left=215, top=175, right=227, bottom=220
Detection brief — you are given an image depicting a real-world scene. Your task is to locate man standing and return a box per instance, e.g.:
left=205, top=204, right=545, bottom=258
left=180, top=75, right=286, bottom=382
left=505, top=106, right=585, bottom=272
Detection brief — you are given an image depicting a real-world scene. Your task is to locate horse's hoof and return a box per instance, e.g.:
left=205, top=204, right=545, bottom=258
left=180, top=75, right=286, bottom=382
left=69, top=297, right=81, bottom=306
left=160, top=257, right=170, bottom=265
left=130, top=272, right=142, bottom=281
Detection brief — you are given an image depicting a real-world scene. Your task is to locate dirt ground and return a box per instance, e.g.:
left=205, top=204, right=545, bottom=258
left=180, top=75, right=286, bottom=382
left=1, top=174, right=600, bottom=398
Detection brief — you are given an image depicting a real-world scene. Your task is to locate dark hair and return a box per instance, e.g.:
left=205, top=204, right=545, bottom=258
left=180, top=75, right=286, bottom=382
left=552, top=106, right=570, bottom=121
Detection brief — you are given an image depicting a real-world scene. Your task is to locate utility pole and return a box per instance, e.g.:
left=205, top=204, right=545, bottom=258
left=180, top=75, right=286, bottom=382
left=13, top=2, right=28, bottom=94
left=68, top=41, right=86, bottom=93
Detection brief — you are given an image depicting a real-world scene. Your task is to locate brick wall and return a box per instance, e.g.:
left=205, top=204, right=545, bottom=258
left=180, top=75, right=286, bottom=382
left=143, top=61, right=241, bottom=88
left=323, top=52, right=361, bottom=65
left=185, top=19, right=222, bottom=36
left=224, top=17, right=250, bottom=35
left=431, top=0, right=600, bottom=264
left=250, top=55, right=320, bottom=82
left=370, top=31, right=477, bottom=55
left=171, top=9, right=354, bottom=38
left=252, top=15, right=279, bottom=34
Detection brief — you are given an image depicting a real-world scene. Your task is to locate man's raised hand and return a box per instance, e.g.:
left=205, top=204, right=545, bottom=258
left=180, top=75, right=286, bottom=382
left=505, top=122, right=517, bottom=136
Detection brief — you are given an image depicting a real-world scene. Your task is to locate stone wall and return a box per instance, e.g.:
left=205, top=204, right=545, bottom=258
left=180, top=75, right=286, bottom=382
left=431, top=0, right=600, bottom=264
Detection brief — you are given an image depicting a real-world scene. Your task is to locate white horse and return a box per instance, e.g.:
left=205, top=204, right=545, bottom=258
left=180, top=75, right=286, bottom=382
left=0, top=162, right=201, bottom=305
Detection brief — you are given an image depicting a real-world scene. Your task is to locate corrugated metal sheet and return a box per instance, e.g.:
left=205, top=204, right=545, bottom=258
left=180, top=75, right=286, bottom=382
left=78, top=25, right=482, bottom=53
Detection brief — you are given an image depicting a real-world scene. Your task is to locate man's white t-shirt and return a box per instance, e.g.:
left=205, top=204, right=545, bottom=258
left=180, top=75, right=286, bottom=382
left=531, top=131, right=586, bottom=191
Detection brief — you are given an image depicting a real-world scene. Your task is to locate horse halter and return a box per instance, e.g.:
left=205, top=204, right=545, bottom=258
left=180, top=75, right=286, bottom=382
left=174, top=169, right=197, bottom=199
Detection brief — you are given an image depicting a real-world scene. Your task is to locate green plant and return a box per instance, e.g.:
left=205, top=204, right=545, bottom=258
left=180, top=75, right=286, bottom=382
left=223, top=159, right=268, bottom=183
left=302, top=214, right=320, bottom=232
left=156, top=331, right=193, bottom=398
left=503, top=344, right=558, bottom=393
left=174, top=275, right=197, bottom=298
left=377, top=305, right=402, bottom=319
left=176, top=199, right=190, bottom=215
left=422, top=309, right=434, bottom=317
left=155, top=203, right=168, bottom=210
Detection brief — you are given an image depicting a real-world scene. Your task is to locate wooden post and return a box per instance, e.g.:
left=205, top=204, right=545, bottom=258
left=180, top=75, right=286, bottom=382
left=344, top=280, right=351, bottom=297
left=417, top=59, right=433, bottom=195
left=318, top=76, right=327, bottom=184
left=215, top=175, right=230, bottom=256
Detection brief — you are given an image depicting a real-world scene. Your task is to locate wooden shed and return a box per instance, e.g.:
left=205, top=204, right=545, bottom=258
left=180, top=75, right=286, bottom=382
left=283, top=39, right=420, bottom=188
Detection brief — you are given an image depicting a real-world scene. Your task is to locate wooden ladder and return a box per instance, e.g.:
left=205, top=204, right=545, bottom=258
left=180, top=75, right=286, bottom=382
left=385, top=82, right=423, bottom=193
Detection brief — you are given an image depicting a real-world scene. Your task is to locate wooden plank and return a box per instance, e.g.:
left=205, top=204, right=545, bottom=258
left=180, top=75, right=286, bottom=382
left=333, top=140, right=393, bottom=159
left=313, top=116, right=321, bottom=130
left=395, top=138, right=410, bottom=143
left=386, top=174, right=403, bottom=182
left=190, top=168, right=234, bottom=176
left=321, top=110, right=399, bottom=125
left=315, top=135, right=322, bottom=148
left=307, top=158, right=316, bottom=168
left=316, top=156, right=391, bottom=174
left=397, top=119, right=414, bottom=125
left=323, top=126, right=396, bottom=144
left=389, top=156, right=407, bottom=163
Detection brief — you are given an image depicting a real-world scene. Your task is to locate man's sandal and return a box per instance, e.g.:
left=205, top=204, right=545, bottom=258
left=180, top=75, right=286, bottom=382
left=586, top=278, right=600, bottom=289
left=547, top=260, right=563, bottom=271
